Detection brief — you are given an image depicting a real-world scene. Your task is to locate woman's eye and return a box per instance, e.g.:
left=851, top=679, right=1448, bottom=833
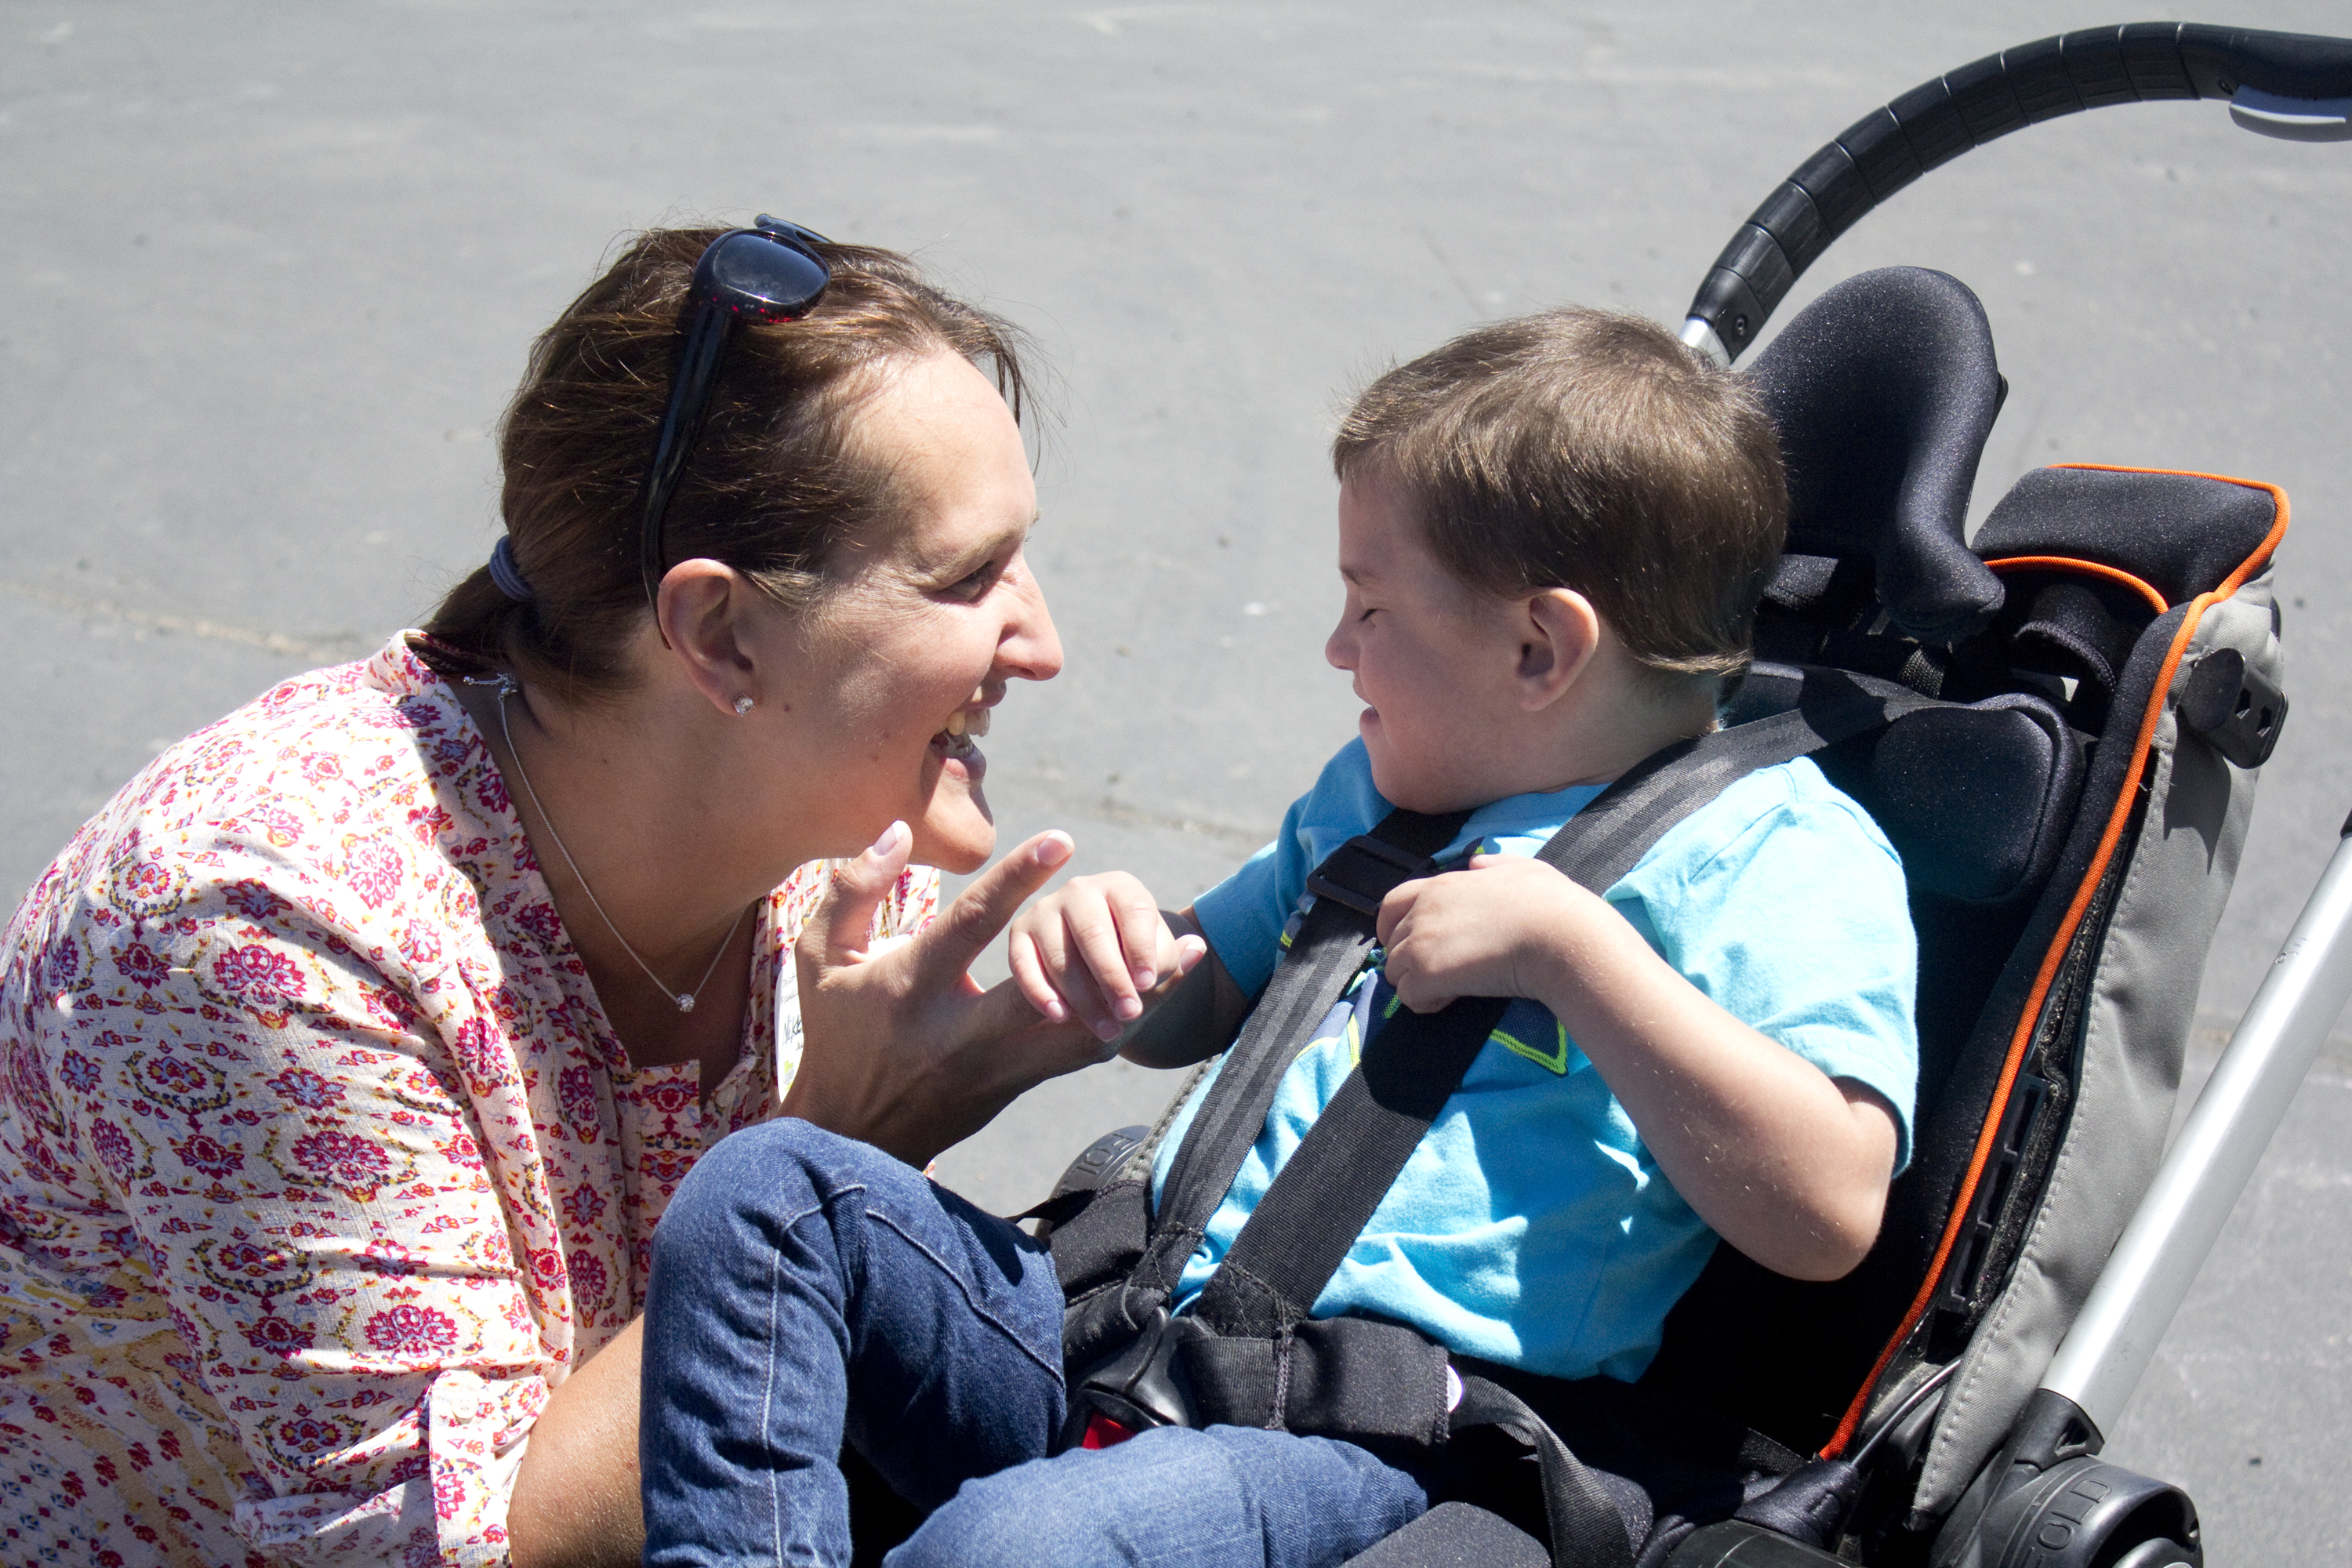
left=946, top=561, right=1000, bottom=600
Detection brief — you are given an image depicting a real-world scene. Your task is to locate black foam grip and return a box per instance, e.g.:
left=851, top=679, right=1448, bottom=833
left=1686, top=23, right=2352, bottom=359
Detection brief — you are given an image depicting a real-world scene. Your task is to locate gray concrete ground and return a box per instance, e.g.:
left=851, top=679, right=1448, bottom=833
left=5, top=2, right=2347, bottom=1559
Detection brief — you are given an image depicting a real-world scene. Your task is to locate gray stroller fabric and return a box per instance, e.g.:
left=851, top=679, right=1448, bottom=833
left=1911, top=571, right=2281, bottom=1513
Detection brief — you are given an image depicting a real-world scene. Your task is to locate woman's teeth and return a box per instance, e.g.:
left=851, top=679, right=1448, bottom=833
left=942, top=709, right=990, bottom=739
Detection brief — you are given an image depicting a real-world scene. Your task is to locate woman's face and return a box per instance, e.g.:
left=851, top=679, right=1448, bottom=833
left=768, top=351, right=1062, bottom=874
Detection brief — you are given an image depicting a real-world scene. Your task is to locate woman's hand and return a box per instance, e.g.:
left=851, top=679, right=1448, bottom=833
left=786, top=822, right=1203, bottom=1167
left=1006, top=872, right=1207, bottom=1044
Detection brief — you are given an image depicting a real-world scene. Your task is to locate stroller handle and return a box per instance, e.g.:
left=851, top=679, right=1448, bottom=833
left=1682, top=21, right=2352, bottom=364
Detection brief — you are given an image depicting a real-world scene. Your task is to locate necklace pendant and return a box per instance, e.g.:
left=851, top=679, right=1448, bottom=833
left=676, top=993, right=696, bottom=1014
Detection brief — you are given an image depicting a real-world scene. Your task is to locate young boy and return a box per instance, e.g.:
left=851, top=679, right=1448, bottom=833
left=638, top=307, right=1915, bottom=1568
left=966, top=306, right=1917, bottom=1559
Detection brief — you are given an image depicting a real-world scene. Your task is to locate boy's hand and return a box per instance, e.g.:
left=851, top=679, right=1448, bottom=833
left=1377, top=855, right=1593, bottom=1013
left=1007, top=871, right=1208, bottom=1044
left=1386, top=851, right=1901, bottom=1283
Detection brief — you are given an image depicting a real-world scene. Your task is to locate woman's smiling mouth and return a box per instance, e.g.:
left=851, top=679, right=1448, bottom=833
left=929, top=704, right=990, bottom=779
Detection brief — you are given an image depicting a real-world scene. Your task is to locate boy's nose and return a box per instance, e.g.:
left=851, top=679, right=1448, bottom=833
left=1324, top=616, right=1356, bottom=673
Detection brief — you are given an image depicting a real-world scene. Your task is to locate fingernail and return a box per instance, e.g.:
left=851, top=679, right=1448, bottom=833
left=1034, top=831, right=1074, bottom=869
left=1042, top=998, right=1066, bottom=1023
left=1132, top=967, right=1157, bottom=993
left=1115, top=995, right=1143, bottom=1022
left=1094, top=1018, right=1122, bottom=1042
left=868, top=821, right=907, bottom=858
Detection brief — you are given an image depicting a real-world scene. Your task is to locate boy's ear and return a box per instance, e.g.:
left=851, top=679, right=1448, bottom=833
left=1515, top=588, right=1602, bottom=711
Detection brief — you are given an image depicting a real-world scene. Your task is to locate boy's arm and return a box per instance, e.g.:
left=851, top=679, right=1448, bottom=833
left=1378, top=858, right=1900, bottom=1282
left=1116, top=906, right=1254, bottom=1069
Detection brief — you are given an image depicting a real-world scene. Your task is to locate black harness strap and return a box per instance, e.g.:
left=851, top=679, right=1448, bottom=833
left=1454, top=1376, right=1637, bottom=1568
left=1142, top=808, right=1468, bottom=1301
left=1188, top=992, right=1513, bottom=1338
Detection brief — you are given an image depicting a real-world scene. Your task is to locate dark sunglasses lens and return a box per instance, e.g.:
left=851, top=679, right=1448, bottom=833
left=705, top=230, right=829, bottom=321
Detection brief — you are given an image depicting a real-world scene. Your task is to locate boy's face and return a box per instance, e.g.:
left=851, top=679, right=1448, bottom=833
left=1325, top=470, right=1541, bottom=813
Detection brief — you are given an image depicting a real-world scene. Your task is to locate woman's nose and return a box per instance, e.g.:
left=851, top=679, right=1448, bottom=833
left=1000, top=572, right=1064, bottom=682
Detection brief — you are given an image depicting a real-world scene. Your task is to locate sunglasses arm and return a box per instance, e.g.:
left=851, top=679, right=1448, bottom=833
left=638, top=302, right=737, bottom=612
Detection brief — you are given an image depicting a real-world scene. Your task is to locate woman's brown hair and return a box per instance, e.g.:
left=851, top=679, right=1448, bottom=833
left=1332, top=307, right=1786, bottom=687
left=420, top=227, right=1033, bottom=702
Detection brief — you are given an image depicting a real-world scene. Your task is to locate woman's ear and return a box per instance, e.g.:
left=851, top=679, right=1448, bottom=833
left=1515, top=587, right=1602, bottom=711
left=656, top=559, right=763, bottom=718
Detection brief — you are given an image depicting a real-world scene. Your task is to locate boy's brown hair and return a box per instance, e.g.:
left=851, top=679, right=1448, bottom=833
left=1332, top=307, right=1787, bottom=687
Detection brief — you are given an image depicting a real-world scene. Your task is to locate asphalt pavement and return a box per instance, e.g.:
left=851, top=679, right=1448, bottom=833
left=5, top=2, right=2347, bottom=1559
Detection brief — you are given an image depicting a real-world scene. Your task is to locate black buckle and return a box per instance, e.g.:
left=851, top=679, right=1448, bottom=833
left=1059, top=1306, right=1196, bottom=1450
left=1305, top=834, right=1440, bottom=917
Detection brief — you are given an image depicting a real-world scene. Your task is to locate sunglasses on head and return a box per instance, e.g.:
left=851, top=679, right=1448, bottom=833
left=639, top=216, right=833, bottom=612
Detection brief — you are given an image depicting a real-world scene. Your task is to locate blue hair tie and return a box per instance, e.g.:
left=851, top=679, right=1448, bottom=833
left=488, top=535, right=534, bottom=602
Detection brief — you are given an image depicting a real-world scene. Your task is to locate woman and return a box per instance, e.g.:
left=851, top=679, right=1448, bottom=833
left=0, top=222, right=1160, bottom=1565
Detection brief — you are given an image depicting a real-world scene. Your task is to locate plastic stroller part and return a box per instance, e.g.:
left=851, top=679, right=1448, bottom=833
left=1668, top=1521, right=1846, bottom=1566
left=1949, top=1458, right=2199, bottom=1566
left=1927, top=1388, right=2201, bottom=1568
left=1024, top=1123, right=1149, bottom=1242
left=2229, top=84, right=2352, bottom=140
left=1679, top=23, right=2352, bottom=363
left=2037, top=815, right=2352, bottom=1439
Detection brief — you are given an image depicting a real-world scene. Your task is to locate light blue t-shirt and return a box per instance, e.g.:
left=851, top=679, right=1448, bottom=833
left=1150, top=738, right=1918, bottom=1383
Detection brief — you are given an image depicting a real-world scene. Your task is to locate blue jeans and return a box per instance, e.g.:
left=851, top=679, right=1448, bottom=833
left=640, top=1119, right=1432, bottom=1567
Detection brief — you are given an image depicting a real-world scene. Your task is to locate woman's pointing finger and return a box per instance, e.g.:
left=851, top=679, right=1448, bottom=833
left=914, top=830, right=1074, bottom=989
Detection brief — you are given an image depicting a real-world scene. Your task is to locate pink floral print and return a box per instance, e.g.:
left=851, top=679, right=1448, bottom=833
left=0, top=634, right=936, bottom=1565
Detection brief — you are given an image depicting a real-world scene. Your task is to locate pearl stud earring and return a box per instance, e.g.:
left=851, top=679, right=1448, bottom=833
left=734, top=695, right=756, bottom=716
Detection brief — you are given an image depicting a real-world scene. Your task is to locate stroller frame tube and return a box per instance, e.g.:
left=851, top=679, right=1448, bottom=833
left=2039, top=814, right=2352, bottom=1436
left=1680, top=22, right=2352, bottom=365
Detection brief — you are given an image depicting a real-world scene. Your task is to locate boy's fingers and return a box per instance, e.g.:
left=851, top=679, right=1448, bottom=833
left=1064, top=901, right=1143, bottom=1029
left=801, top=820, right=912, bottom=969
left=914, top=830, right=1075, bottom=987
left=1385, top=955, right=1454, bottom=1015
left=1023, top=912, right=1120, bottom=1040
left=1110, top=884, right=1166, bottom=993
left=1005, top=931, right=1068, bottom=1024
left=1376, top=878, right=1425, bottom=947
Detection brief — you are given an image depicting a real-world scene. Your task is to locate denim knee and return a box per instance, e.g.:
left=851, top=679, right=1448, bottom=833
left=655, top=1119, right=868, bottom=1273
left=886, top=1425, right=1431, bottom=1568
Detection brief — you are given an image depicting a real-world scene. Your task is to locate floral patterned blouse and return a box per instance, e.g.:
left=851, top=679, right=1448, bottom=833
left=0, top=634, right=936, bottom=1566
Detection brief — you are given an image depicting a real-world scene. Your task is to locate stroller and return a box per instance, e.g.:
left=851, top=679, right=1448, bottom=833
left=1008, top=22, right=2352, bottom=1568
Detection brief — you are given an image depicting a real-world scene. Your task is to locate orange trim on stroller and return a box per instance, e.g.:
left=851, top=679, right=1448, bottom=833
left=1982, top=556, right=2170, bottom=616
left=1820, top=466, right=2288, bottom=1461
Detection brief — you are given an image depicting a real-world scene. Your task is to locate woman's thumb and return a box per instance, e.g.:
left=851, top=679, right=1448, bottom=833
left=800, top=820, right=911, bottom=968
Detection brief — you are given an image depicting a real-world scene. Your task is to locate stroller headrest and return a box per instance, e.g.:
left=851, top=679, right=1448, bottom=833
left=1744, top=267, right=2009, bottom=644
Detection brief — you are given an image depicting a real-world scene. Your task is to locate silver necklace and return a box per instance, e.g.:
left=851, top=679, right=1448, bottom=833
left=484, top=676, right=745, bottom=1014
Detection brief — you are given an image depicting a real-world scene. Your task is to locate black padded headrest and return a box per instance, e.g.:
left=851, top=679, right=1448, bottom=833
left=1973, top=465, right=2281, bottom=607
left=1744, top=268, right=2009, bottom=644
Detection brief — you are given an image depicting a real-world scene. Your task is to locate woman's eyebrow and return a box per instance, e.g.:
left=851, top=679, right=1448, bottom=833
left=920, top=519, right=1033, bottom=576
